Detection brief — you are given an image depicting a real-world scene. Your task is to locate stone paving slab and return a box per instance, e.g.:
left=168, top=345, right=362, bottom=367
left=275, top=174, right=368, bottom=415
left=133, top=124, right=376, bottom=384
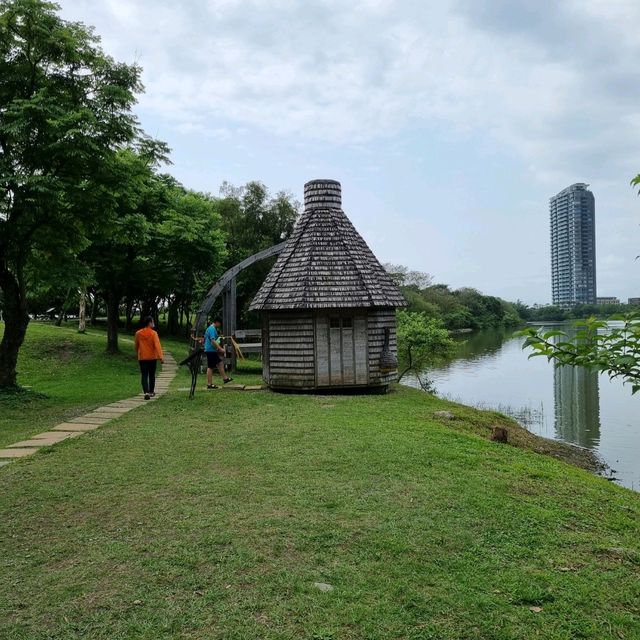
left=9, top=432, right=80, bottom=448
left=0, top=448, right=38, bottom=458
left=86, top=412, right=126, bottom=420
left=0, top=351, right=178, bottom=467
left=27, top=430, right=80, bottom=442
left=53, top=423, right=100, bottom=431
left=68, top=416, right=109, bottom=424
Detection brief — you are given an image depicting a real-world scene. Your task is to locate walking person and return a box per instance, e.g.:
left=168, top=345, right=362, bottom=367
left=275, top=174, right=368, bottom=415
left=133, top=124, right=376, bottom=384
left=135, top=316, right=164, bottom=400
left=204, top=317, right=232, bottom=389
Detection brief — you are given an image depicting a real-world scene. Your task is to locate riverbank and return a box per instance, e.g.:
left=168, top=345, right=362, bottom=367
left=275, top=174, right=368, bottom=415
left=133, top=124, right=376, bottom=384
left=1, top=323, right=639, bottom=638
left=412, top=325, right=640, bottom=490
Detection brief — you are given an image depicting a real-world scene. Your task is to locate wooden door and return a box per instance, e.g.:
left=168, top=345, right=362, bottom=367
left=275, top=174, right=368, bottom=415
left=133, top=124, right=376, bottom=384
left=315, top=314, right=368, bottom=386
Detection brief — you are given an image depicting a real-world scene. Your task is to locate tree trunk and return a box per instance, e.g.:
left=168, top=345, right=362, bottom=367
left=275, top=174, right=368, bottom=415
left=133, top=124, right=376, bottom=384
left=140, top=299, right=152, bottom=322
left=125, top=297, right=135, bottom=330
left=105, top=293, right=120, bottom=354
left=89, top=292, right=99, bottom=325
left=55, top=287, right=72, bottom=327
left=168, top=298, right=180, bottom=335
left=78, top=289, right=87, bottom=333
left=0, top=268, right=30, bottom=388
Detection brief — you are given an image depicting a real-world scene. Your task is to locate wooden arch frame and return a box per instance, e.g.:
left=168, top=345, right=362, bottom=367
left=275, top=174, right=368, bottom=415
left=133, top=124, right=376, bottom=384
left=181, top=241, right=286, bottom=398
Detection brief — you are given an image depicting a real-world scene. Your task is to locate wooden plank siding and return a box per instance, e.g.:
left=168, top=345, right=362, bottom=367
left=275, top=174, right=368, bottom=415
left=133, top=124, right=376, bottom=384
left=367, top=308, right=398, bottom=385
left=265, top=312, right=316, bottom=388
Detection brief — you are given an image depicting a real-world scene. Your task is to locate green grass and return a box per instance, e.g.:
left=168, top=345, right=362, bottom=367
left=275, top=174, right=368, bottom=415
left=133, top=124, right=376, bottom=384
left=0, top=324, right=639, bottom=639
left=0, top=321, right=195, bottom=448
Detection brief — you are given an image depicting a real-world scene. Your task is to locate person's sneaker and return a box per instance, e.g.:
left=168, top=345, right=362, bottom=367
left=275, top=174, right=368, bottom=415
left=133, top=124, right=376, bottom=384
left=223, top=377, right=233, bottom=384
left=144, top=393, right=151, bottom=400
left=150, top=392, right=156, bottom=397
left=207, top=384, right=218, bottom=390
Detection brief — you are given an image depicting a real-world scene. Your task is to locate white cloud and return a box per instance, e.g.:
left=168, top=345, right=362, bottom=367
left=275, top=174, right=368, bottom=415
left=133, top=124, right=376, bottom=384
left=57, top=0, right=640, bottom=302
left=58, top=0, right=640, bottom=182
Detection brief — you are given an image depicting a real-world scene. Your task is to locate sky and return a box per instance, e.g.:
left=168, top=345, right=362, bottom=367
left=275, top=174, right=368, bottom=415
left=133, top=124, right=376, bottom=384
left=57, top=0, right=640, bottom=304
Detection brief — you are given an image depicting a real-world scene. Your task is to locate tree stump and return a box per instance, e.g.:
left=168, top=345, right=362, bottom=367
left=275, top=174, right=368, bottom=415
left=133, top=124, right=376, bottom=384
left=491, top=426, right=508, bottom=443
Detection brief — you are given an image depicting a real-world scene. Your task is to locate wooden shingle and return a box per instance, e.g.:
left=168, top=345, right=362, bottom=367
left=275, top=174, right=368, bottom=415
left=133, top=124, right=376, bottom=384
left=250, top=180, right=407, bottom=311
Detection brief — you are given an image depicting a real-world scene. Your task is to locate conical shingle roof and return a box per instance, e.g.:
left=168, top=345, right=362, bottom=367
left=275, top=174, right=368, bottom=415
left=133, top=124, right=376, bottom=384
left=250, top=179, right=407, bottom=311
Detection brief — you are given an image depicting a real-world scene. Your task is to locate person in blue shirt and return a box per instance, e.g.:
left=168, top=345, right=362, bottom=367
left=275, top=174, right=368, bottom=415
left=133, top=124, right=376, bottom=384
left=203, top=317, right=233, bottom=389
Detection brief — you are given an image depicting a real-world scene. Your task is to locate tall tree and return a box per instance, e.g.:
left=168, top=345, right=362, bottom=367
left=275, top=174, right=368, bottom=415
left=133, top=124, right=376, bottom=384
left=0, top=0, right=142, bottom=386
left=153, top=181, right=227, bottom=336
left=218, top=181, right=299, bottom=325
left=83, top=146, right=167, bottom=353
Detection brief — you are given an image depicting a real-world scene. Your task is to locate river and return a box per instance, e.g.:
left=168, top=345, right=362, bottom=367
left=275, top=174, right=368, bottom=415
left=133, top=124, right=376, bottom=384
left=404, top=325, right=640, bottom=491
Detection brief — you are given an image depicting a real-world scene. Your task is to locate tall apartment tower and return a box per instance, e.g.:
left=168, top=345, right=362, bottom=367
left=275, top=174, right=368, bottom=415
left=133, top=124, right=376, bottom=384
left=549, top=183, right=596, bottom=306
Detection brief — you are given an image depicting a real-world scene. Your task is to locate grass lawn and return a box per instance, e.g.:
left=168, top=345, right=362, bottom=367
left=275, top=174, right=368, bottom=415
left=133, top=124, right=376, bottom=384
left=0, top=322, right=187, bottom=448
left=1, top=324, right=639, bottom=639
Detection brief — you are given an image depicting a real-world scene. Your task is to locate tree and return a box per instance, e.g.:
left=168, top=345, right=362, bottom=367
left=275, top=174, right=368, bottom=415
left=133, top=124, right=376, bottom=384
left=518, top=314, right=640, bottom=394
left=396, top=311, right=455, bottom=389
left=383, top=264, right=433, bottom=289
left=0, top=0, right=142, bottom=385
left=218, top=182, right=299, bottom=326
left=83, top=146, right=168, bottom=353
left=152, top=180, right=227, bottom=336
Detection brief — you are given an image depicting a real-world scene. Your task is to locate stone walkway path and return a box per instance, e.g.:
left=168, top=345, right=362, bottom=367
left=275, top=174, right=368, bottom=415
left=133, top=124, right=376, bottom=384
left=0, top=353, right=177, bottom=466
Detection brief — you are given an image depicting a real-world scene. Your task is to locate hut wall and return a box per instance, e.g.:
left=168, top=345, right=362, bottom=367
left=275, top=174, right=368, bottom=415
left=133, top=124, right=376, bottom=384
left=367, top=308, right=398, bottom=386
left=264, top=312, right=316, bottom=388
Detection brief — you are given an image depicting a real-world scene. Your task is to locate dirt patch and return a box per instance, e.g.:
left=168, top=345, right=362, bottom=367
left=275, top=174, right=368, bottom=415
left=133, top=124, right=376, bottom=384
left=37, top=339, right=91, bottom=362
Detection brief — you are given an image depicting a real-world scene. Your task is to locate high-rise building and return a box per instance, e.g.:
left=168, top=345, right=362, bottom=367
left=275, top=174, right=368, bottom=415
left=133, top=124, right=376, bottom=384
left=550, top=183, right=596, bottom=306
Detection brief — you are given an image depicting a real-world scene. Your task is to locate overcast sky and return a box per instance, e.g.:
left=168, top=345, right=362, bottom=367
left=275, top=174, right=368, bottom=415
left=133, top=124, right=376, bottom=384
left=58, top=0, right=640, bottom=304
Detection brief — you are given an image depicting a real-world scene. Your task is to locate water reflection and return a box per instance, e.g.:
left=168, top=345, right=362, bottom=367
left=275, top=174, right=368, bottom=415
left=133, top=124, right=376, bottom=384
left=553, top=365, right=601, bottom=448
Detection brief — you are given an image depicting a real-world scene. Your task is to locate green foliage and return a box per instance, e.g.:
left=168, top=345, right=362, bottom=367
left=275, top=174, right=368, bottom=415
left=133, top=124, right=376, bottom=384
left=396, top=311, right=455, bottom=384
left=0, top=0, right=142, bottom=270
left=0, top=0, right=145, bottom=382
left=517, top=313, right=640, bottom=394
left=218, top=181, right=300, bottom=326
left=385, top=266, right=523, bottom=330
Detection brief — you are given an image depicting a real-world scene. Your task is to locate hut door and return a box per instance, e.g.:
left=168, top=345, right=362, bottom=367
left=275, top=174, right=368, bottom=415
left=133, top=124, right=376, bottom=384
left=316, top=315, right=368, bottom=386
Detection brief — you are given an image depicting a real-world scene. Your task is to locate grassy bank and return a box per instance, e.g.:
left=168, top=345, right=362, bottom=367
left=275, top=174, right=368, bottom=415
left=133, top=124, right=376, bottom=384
left=1, top=324, right=639, bottom=639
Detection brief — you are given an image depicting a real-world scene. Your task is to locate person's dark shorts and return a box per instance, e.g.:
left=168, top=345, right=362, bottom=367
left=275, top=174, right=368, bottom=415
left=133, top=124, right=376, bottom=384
left=206, top=351, right=221, bottom=368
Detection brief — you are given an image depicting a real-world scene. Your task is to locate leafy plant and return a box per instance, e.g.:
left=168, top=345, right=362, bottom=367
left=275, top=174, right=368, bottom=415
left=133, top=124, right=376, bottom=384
left=517, top=313, right=640, bottom=394
left=396, top=311, right=455, bottom=388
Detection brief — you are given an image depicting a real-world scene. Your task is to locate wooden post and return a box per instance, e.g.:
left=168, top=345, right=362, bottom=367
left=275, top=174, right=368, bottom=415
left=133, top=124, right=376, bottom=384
left=223, top=277, right=237, bottom=373
left=222, top=280, right=237, bottom=373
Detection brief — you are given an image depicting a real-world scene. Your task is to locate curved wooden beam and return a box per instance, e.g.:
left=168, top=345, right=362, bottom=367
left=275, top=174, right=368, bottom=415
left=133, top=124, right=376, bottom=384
left=193, top=241, right=286, bottom=336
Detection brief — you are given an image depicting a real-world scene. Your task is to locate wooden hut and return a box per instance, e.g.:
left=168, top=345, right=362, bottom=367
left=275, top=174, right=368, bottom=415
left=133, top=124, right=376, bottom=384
left=249, top=179, right=407, bottom=391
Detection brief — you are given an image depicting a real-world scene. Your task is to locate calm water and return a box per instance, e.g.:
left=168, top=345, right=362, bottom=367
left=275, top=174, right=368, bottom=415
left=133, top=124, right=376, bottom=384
left=405, top=325, right=640, bottom=491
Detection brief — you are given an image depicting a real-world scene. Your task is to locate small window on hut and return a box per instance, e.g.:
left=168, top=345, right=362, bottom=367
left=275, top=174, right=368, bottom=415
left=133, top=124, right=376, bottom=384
left=342, top=317, right=353, bottom=328
left=330, top=317, right=341, bottom=329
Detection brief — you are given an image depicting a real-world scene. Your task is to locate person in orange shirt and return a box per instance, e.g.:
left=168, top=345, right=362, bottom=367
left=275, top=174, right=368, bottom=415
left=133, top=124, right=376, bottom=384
left=134, top=316, right=164, bottom=400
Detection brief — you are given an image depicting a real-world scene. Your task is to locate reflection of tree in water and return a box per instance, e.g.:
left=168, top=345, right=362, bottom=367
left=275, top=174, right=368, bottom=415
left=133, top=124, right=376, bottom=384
left=553, top=365, right=601, bottom=448
left=434, top=328, right=514, bottom=374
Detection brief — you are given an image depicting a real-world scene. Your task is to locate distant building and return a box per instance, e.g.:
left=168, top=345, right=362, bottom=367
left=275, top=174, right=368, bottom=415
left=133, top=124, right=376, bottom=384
left=550, top=183, right=596, bottom=306
left=596, top=296, right=620, bottom=305
left=629, top=297, right=640, bottom=306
